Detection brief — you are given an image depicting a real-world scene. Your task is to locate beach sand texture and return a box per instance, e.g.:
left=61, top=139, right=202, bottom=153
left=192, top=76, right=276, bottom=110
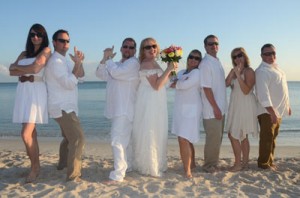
left=0, top=138, right=299, bottom=197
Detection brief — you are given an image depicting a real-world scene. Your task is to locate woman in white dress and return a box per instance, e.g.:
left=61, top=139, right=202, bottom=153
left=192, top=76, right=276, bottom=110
left=9, top=24, right=51, bottom=183
left=225, top=47, right=258, bottom=172
left=170, top=49, right=202, bottom=178
left=132, top=38, right=177, bottom=177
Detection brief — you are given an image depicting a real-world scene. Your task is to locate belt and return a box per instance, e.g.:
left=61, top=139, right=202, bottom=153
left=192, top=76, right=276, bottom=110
left=19, top=75, right=43, bottom=83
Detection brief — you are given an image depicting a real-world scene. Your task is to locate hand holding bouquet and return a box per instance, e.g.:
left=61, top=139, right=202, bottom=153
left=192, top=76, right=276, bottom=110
left=160, top=45, right=183, bottom=79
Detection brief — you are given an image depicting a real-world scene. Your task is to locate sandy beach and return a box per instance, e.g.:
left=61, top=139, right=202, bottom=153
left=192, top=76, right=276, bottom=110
left=0, top=137, right=299, bottom=197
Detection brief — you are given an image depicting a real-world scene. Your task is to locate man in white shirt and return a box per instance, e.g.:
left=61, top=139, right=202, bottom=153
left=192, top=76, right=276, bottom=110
left=45, top=29, right=85, bottom=182
left=96, top=38, right=140, bottom=182
left=255, top=43, right=291, bottom=170
left=199, top=35, right=227, bottom=173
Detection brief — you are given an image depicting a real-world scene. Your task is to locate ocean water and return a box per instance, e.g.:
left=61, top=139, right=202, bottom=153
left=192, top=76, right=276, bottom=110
left=0, top=81, right=299, bottom=146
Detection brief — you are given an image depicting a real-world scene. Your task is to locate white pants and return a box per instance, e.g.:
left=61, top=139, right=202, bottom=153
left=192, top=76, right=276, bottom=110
left=109, top=116, right=133, bottom=181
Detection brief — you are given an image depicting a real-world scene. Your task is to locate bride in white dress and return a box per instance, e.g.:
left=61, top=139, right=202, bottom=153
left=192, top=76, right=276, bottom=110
left=132, top=38, right=177, bottom=177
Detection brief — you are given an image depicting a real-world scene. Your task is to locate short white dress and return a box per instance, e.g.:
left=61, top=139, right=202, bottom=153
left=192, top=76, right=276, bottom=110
left=132, top=68, right=168, bottom=177
left=12, top=58, right=48, bottom=124
left=226, top=73, right=258, bottom=141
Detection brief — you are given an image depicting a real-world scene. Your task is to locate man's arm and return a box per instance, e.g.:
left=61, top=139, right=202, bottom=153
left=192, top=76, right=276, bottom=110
left=69, top=47, right=85, bottom=78
left=203, top=87, right=222, bottom=120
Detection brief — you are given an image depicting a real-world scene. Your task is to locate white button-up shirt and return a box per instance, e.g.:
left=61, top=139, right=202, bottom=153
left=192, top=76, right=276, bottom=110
left=45, top=51, right=81, bottom=118
left=95, top=57, right=140, bottom=121
left=255, top=61, right=290, bottom=117
left=199, top=53, right=227, bottom=119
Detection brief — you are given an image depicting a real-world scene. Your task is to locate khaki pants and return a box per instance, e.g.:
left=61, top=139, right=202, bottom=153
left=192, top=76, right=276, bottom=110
left=203, top=116, right=225, bottom=169
left=55, top=111, right=85, bottom=180
left=257, top=113, right=281, bottom=169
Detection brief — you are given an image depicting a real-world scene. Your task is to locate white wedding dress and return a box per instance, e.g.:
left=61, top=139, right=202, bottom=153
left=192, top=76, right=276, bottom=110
left=132, top=69, right=168, bottom=177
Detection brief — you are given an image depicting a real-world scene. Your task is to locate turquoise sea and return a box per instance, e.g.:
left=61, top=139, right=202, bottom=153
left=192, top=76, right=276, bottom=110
left=0, top=81, right=299, bottom=146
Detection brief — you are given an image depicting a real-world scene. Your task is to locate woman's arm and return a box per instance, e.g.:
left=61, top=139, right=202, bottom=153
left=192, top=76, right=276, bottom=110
left=236, top=67, right=255, bottom=95
left=225, top=68, right=235, bottom=87
left=9, top=47, right=51, bottom=75
left=9, top=51, right=26, bottom=76
left=146, top=62, right=177, bottom=90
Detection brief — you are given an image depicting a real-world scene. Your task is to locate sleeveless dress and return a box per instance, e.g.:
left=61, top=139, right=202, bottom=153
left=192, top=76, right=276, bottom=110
left=226, top=73, right=258, bottom=141
left=12, top=58, right=48, bottom=124
left=132, top=69, right=168, bottom=177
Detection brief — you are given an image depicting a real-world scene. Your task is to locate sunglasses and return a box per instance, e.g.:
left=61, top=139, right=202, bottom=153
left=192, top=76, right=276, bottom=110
left=232, top=53, right=243, bottom=60
left=30, top=32, right=43, bottom=38
left=144, top=44, right=157, bottom=50
left=262, top=51, right=276, bottom=56
left=57, top=38, right=70, bottom=44
left=207, top=42, right=219, bottom=46
left=122, top=45, right=135, bottom=50
left=188, top=55, right=201, bottom=61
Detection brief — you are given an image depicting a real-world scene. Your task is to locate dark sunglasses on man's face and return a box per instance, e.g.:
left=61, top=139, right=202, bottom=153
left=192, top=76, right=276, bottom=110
left=262, top=51, right=276, bottom=56
left=122, top=45, right=135, bottom=50
left=56, top=38, right=70, bottom=44
left=30, top=32, right=43, bottom=38
left=206, top=42, right=219, bottom=46
left=188, top=55, right=201, bottom=61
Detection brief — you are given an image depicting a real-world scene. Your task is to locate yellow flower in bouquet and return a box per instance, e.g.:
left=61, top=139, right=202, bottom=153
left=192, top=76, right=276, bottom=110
left=160, top=45, right=183, bottom=78
left=160, top=45, right=183, bottom=63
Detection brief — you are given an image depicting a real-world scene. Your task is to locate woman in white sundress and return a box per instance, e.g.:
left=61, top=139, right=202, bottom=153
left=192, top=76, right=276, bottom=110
left=225, top=47, right=258, bottom=172
left=9, top=23, right=51, bottom=183
left=170, top=49, right=202, bottom=178
left=132, top=37, right=177, bottom=177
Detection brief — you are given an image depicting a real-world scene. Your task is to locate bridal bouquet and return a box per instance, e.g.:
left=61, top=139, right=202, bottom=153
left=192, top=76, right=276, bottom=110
left=160, top=45, right=183, bottom=78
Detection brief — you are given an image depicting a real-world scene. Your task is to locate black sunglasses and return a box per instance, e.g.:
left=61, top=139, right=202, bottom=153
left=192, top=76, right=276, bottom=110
left=30, top=32, right=43, bottom=38
left=207, top=42, right=219, bottom=46
left=232, top=53, right=243, bottom=60
left=144, top=44, right=157, bottom=50
left=57, top=38, right=70, bottom=44
left=262, top=51, right=276, bottom=56
left=122, top=45, right=135, bottom=50
left=188, top=55, right=201, bottom=61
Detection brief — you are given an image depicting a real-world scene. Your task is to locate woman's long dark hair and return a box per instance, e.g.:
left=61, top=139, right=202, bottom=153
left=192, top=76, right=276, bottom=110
left=25, top=23, right=49, bottom=58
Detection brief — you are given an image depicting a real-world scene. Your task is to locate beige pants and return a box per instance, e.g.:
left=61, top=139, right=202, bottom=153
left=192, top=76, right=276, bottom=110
left=55, top=111, right=85, bottom=180
left=203, top=116, right=225, bottom=169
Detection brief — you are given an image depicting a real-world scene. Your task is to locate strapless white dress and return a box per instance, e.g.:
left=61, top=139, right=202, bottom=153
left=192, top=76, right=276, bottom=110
left=12, top=58, right=48, bottom=124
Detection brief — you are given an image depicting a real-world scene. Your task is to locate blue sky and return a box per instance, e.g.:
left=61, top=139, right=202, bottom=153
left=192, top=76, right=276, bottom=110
left=0, top=0, right=299, bottom=82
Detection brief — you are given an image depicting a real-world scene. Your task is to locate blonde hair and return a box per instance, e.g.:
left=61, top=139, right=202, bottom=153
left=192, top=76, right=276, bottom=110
left=231, top=47, right=250, bottom=67
left=138, top=37, right=160, bottom=62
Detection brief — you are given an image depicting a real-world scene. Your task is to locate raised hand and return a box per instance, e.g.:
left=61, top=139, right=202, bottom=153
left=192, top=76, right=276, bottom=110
left=233, top=62, right=242, bottom=78
left=69, top=46, right=84, bottom=64
left=167, top=62, right=178, bottom=72
left=103, top=46, right=117, bottom=60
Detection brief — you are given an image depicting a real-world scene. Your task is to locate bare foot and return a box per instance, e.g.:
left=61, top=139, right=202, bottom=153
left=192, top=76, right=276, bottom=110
left=204, top=166, right=219, bottom=173
left=270, top=164, right=278, bottom=171
left=185, top=169, right=193, bottom=178
left=229, top=164, right=242, bottom=172
left=25, top=171, right=39, bottom=183
left=242, top=162, right=249, bottom=170
left=66, top=177, right=82, bottom=183
left=185, top=173, right=193, bottom=179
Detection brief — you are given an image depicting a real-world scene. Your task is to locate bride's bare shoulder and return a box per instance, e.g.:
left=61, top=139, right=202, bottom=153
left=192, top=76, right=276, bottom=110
left=140, top=60, right=160, bottom=70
